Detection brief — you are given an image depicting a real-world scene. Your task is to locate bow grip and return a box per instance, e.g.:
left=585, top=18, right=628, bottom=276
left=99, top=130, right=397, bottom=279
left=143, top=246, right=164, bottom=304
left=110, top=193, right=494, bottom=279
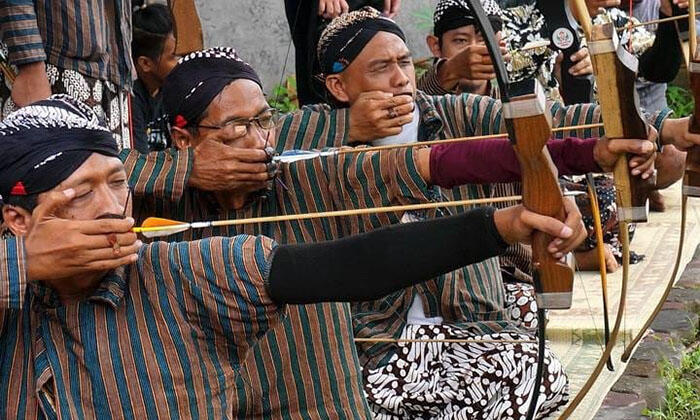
left=587, top=23, right=652, bottom=223
left=504, top=80, right=574, bottom=309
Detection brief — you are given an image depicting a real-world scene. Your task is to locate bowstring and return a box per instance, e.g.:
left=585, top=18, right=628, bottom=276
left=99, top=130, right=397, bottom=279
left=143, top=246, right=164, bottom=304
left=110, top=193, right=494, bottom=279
left=267, top=0, right=303, bottom=151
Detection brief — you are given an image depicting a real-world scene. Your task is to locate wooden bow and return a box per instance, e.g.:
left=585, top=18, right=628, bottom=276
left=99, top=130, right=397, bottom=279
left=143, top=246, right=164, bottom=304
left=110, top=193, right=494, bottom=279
left=168, top=0, right=204, bottom=55
left=561, top=1, right=655, bottom=417
left=464, top=1, right=574, bottom=419
left=537, top=0, right=595, bottom=104
left=621, top=1, right=700, bottom=362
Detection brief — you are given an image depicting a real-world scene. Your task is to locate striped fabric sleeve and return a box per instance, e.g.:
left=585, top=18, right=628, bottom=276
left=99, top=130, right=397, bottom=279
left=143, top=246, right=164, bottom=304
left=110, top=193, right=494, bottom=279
left=0, top=1, right=46, bottom=65
left=548, top=101, right=672, bottom=150
left=120, top=148, right=193, bottom=202
left=0, top=237, right=27, bottom=311
left=145, top=235, right=284, bottom=349
left=324, top=147, right=432, bottom=230
left=547, top=102, right=604, bottom=139
left=275, top=105, right=350, bottom=150
left=417, top=59, right=454, bottom=96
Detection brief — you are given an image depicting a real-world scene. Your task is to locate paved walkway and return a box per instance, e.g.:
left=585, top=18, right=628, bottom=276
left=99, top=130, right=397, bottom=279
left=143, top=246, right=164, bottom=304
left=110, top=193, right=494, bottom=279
left=549, top=182, right=700, bottom=419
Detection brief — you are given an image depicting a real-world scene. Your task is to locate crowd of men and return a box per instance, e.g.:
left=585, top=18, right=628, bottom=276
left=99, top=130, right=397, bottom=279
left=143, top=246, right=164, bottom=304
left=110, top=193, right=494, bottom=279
left=1, top=0, right=699, bottom=419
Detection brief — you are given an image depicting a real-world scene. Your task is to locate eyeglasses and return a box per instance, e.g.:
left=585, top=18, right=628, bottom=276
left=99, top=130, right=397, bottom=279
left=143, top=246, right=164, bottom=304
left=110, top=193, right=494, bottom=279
left=196, top=108, right=278, bottom=139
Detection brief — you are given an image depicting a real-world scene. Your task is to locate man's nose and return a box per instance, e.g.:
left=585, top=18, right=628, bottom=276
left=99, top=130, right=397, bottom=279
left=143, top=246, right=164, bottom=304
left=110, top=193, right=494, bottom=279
left=95, top=185, right=126, bottom=216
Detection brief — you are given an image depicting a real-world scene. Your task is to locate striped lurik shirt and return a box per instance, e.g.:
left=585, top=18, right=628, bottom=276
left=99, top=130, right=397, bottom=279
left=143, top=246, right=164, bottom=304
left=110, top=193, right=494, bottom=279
left=0, top=233, right=288, bottom=419
left=289, top=91, right=672, bottom=369
left=132, top=105, right=435, bottom=419
left=0, top=0, right=134, bottom=88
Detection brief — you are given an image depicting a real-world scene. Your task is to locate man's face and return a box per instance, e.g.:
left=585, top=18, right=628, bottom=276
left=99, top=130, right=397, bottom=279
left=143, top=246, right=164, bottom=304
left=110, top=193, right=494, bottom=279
left=182, top=79, right=276, bottom=151
left=38, top=153, right=130, bottom=221
left=433, top=25, right=489, bottom=93
left=154, top=34, right=179, bottom=84
left=329, top=32, right=416, bottom=105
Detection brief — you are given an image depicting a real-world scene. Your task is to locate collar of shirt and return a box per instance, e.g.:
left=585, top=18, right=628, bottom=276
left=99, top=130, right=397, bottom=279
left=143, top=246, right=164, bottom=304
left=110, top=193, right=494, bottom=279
left=414, top=90, right=444, bottom=140
left=30, top=266, right=130, bottom=310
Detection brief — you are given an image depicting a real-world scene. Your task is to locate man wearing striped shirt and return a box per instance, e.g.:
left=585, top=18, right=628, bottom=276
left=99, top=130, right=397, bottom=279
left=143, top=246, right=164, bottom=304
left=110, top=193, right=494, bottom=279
left=0, top=95, right=589, bottom=419
left=310, top=8, right=700, bottom=418
left=0, top=0, right=134, bottom=148
left=135, top=44, right=676, bottom=418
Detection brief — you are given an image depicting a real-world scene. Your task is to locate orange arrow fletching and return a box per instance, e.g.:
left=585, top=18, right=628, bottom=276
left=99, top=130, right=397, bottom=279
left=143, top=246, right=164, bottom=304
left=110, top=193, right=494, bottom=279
left=132, top=217, right=191, bottom=238
left=140, top=217, right=187, bottom=227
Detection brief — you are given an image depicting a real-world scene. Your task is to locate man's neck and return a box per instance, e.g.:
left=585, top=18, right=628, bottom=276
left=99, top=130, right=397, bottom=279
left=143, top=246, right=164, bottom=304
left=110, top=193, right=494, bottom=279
left=138, top=74, right=161, bottom=97
left=56, top=270, right=107, bottom=305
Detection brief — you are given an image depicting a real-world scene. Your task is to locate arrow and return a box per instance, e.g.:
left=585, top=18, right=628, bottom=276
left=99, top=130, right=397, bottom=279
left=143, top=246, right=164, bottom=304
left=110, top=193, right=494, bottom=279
left=133, top=191, right=587, bottom=238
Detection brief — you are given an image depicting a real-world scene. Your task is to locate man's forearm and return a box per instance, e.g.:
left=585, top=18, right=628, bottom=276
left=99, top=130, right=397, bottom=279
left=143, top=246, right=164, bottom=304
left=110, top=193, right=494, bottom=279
left=267, top=207, right=508, bottom=304
left=120, top=148, right=192, bottom=202
left=426, top=136, right=600, bottom=188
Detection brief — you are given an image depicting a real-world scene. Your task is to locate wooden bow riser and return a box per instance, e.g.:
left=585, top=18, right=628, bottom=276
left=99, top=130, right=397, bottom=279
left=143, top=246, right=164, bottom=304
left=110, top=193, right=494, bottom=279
left=686, top=58, right=700, bottom=197
left=505, top=84, right=574, bottom=310
left=588, top=23, right=652, bottom=223
left=169, top=0, right=204, bottom=55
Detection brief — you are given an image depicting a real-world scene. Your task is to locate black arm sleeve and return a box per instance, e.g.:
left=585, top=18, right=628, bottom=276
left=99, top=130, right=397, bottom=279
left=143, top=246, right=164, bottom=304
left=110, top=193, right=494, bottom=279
left=267, top=207, right=509, bottom=304
left=638, top=14, right=683, bottom=83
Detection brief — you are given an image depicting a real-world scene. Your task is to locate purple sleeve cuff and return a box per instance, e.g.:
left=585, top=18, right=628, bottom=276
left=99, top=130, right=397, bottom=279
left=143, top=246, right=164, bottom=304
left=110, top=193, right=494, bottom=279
left=430, top=137, right=601, bottom=188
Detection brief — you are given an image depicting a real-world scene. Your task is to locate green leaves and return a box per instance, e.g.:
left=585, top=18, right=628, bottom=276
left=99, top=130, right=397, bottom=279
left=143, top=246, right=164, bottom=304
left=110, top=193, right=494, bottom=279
left=666, top=85, right=694, bottom=118
left=268, top=75, right=299, bottom=113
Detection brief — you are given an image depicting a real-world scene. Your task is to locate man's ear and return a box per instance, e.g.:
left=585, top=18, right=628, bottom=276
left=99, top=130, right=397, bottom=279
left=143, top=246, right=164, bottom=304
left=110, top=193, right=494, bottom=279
left=170, top=127, right=196, bottom=150
left=426, top=35, right=442, bottom=58
left=325, top=75, right=350, bottom=103
left=2, top=205, right=32, bottom=236
left=136, top=56, right=154, bottom=74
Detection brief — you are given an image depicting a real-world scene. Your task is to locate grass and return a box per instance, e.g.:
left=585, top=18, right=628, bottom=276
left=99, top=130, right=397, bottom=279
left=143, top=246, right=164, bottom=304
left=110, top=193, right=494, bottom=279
left=666, top=85, right=694, bottom=118
left=644, top=345, right=700, bottom=419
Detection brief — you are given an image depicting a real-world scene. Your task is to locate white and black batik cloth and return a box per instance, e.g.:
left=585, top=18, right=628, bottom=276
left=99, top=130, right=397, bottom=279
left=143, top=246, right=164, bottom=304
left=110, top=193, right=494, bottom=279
left=433, top=0, right=502, bottom=24
left=0, top=61, right=131, bottom=150
left=363, top=324, right=569, bottom=420
left=500, top=4, right=560, bottom=99
left=504, top=282, right=539, bottom=331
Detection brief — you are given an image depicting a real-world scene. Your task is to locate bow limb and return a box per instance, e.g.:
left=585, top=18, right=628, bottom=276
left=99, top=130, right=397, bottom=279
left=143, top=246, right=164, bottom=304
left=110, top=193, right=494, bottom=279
left=464, top=1, right=574, bottom=419
left=621, top=2, right=700, bottom=362
left=536, top=0, right=595, bottom=104
left=586, top=173, right=614, bottom=372
left=561, top=1, right=653, bottom=416
left=168, top=0, right=204, bottom=55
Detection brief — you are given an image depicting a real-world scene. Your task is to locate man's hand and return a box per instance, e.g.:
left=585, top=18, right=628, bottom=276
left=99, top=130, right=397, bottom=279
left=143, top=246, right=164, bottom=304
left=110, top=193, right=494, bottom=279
left=318, top=0, right=349, bottom=19
left=660, top=0, right=688, bottom=16
left=568, top=47, right=593, bottom=76
left=188, top=139, right=273, bottom=191
left=383, top=0, right=401, bottom=18
left=494, top=198, right=586, bottom=259
left=659, top=117, right=700, bottom=151
left=439, top=45, right=500, bottom=89
left=348, top=91, right=414, bottom=142
left=585, top=0, right=621, bottom=15
left=11, top=62, right=51, bottom=108
left=25, top=188, right=141, bottom=282
left=593, top=128, right=658, bottom=179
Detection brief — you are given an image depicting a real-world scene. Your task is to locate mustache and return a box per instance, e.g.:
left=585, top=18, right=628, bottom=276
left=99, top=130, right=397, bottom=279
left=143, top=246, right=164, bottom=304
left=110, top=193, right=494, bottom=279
left=96, top=213, right=126, bottom=220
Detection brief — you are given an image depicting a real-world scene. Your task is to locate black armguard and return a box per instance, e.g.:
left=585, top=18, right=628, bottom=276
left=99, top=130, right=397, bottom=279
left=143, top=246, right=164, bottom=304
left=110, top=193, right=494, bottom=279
left=268, top=207, right=509, bottom=304
left=638, top=15, right=682, bottom=83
